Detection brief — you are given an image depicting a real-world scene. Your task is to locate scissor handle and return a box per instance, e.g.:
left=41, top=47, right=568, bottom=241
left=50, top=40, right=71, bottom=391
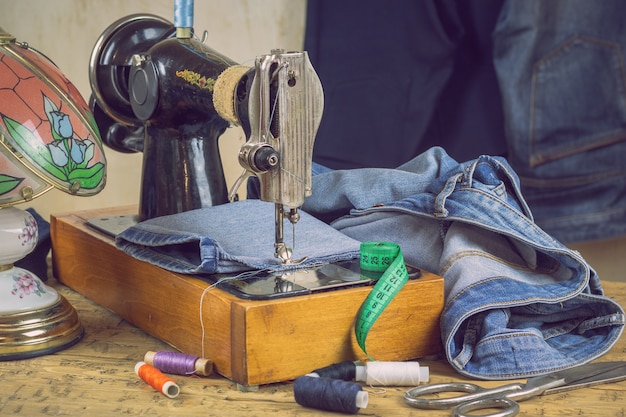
left=404, top=382, right=484, bottom=409
left=453, top=397, right=520, bottom=417
left=404, top=381, right=524, bottom=410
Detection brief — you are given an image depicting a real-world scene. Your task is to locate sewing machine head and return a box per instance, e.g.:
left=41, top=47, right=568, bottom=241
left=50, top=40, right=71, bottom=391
left=215, top=51, right=324, bottom=262
left=89, top=12, right=323, bottom=263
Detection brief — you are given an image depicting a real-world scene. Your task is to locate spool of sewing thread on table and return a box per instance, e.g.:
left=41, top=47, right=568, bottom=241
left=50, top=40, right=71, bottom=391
left=309, top=361, right=357, bottom=380
left=144, top=351, right=213, bottom=376
left=135, top=361, right=180, bottom=398
left=293, top=376, right=368, bottom=414
left=355, top=361, right=429, bottom=386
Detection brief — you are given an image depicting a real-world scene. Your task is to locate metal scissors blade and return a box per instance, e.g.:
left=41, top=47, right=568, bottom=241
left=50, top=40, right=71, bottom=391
left=404, top=361, right=626, bottom=417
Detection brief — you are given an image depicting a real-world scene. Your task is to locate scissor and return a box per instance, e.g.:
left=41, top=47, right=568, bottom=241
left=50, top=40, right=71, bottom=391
left=404, top=361, right=626, bottom=417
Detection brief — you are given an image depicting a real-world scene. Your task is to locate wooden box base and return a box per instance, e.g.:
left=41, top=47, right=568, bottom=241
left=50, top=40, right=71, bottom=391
left=50, top=206, right=444, bottom=386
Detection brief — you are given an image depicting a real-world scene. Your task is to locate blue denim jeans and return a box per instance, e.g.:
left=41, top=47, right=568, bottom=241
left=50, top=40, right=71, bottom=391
left=493, top=0, right=626, bottom=243
left=117, top=147, right=624, bottom=380
left=302, top=147, right=624, bottom=380
left=116, top=199, right=360, bottom=274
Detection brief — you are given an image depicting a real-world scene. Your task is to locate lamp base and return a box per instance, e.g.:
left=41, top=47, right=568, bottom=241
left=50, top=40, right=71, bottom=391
left=0, top=207, right=84, bottom=360
left=0, top=291, right=83, bottom=361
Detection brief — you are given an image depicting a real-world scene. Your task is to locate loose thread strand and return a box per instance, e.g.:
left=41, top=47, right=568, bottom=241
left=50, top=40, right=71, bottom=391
left=199, top=270, right=267, bottom=358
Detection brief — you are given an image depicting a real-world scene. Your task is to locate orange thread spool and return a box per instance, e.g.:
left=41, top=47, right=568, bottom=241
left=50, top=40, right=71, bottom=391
left=135, top=361, right=180, bottom=398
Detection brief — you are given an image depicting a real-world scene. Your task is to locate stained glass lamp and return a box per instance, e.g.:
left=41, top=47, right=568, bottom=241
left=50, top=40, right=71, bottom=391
left=0, top=28, right=107, bottom=359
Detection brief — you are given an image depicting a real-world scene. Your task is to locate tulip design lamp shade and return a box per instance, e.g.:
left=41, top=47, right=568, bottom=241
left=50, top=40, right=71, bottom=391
left=0, top=28, right=107, bottom=359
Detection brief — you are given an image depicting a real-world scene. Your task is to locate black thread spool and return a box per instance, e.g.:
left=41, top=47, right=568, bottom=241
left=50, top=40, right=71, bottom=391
left=293, top=376, right=368, bottom=414
left=310, top=361, right=357, bottom=380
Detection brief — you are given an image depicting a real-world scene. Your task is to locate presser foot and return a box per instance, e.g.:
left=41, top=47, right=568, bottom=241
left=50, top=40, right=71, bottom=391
left=275, top=243, right=308, bottom=265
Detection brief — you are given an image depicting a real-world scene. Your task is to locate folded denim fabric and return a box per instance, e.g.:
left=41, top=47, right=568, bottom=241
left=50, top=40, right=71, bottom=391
left=302, top=146, right=625, bottom=380
left=116, top=199, right=361, bottom=274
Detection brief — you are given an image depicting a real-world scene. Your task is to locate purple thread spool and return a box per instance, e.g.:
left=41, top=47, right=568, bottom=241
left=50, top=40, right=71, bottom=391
left=144, top=350, right=213, bottom=376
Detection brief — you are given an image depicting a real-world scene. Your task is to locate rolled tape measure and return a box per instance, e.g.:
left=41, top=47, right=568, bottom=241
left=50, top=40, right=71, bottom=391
left=355, top=242, right=409, bottom=359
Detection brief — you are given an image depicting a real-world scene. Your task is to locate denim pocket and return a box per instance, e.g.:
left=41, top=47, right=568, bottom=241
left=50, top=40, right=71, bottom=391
left=530, top=35, right=626, bottom=168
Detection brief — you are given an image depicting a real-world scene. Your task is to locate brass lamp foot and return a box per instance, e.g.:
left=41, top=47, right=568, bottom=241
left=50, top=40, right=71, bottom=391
left=0, top=295, right=84, bottom=361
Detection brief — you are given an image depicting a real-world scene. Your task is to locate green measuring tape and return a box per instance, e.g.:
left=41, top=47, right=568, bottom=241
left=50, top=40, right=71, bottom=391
left=355, top=242, right=409, bottom=359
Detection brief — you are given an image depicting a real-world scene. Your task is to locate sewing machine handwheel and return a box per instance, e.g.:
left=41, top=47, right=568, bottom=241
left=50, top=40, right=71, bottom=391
left=89, top=97, right=144, bottom=153
left=89, top=14, right=175, bottom=141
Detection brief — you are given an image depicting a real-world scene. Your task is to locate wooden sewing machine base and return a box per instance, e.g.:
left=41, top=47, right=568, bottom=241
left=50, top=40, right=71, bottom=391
left=50, top=206, right=444, bottom=387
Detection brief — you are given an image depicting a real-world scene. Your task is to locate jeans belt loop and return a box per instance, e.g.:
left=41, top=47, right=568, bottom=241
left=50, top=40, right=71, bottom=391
left=434, top=172, right=464, bottom=218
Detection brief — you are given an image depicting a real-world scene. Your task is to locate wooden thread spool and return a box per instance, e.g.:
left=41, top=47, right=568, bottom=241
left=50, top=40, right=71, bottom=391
left=144, top=350, right=213, bottom=376
left=135, top=361, right=180, bottom=398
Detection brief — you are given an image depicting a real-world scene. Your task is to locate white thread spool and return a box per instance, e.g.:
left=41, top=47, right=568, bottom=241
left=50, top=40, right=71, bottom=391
left=355, top=361, right=429, bottom=386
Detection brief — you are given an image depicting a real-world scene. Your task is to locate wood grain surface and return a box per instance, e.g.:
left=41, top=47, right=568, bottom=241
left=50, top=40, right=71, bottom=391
left=1, top=277, right=624, bottom=416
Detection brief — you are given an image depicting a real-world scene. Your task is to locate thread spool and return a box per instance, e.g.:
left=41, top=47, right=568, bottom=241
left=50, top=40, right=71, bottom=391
left=135, top=361, right=180, bottom=398
left=294, top=376, right=368, bottom=414
left=174, top=0, right=193, bottom=28
left=309, top=361, right=357, bottom=381
left=144, top=350, right=213, bottom=376
left=355, top=361, right=429, bottom=387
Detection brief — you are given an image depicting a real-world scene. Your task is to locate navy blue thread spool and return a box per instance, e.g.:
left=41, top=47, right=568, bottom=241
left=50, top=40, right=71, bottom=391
left=310, top=361, right=357, bottom=381
left=294, top=376, right=368, bottom=414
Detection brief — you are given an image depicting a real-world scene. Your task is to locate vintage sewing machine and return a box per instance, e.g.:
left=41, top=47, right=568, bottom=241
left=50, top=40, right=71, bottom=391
left=50, top=6, right=443, bottom=387
left=88, top=17, right=321, bottom=266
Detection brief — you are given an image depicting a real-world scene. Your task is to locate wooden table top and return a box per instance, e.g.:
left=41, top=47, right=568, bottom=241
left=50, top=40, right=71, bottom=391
left=2, top=277, right=625, bottom=416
